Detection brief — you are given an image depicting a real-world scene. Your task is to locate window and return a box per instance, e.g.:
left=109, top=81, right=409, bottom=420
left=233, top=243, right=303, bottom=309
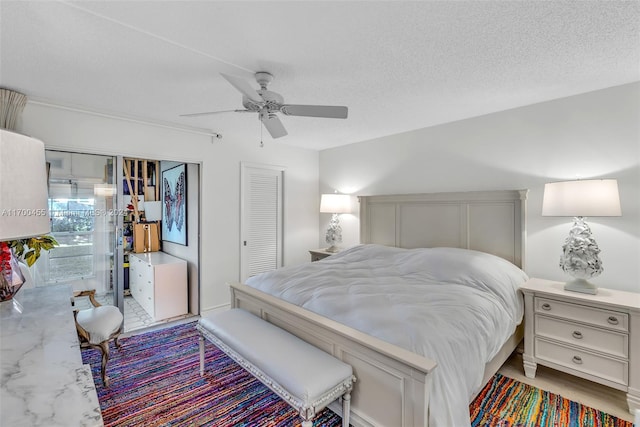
left=47, top=198, right=96, bottom=282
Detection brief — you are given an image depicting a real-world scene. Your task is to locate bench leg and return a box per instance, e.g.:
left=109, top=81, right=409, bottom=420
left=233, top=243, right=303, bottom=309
left=342, top=391, right=351, bottom=427
left=199, top=334, right=204, bottom=377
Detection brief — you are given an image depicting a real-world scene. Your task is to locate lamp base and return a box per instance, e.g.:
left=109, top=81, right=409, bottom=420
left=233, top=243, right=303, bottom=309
left=325, top=245, right=339, bottom=253
left=564, top=278, right=598, bottom=295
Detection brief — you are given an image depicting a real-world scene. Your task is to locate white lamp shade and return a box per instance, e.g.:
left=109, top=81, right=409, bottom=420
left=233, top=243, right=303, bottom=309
left=0, top=130, right=51, bottom=240
left=542, top=179, right=622, bottom=217
left=320, top=193, right=351, bottom=214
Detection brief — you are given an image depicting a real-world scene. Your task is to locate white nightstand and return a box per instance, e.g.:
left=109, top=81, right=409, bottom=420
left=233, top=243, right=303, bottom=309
left=308, top=248, right=335, bottom=262
left=520, top=278, right=640, bottom=416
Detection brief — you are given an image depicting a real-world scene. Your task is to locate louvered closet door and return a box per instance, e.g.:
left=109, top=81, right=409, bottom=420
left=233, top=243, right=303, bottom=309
left=240, top=163, right=284, bottom=282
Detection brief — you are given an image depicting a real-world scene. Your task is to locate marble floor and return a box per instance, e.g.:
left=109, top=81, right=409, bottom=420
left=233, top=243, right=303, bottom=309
left=74, top=291, right=195, bottom=333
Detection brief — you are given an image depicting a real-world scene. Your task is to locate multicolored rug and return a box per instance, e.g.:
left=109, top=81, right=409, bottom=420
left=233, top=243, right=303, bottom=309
left=81, top=322, right=341, bottom=426
left=470, top=373, right=633, bottom=427
left=82, top=322, right=633, bottom=427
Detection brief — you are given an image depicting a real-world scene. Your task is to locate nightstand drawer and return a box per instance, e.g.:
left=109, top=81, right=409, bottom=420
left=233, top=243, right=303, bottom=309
left=535, top=297, right=628, bottom=332
left=535, top=314, right=628, bottom=358
left=535, top=337, right=628, bottom=386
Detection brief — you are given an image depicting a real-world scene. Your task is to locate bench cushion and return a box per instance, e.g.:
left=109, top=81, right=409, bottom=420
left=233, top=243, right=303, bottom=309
left=199, top=309, right=353, bottom=405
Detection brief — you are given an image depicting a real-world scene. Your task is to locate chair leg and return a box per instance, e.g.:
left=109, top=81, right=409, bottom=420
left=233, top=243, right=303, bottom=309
left=114, top=333, right=122, bottom=350
left=98, top=341, right=110, bottom=387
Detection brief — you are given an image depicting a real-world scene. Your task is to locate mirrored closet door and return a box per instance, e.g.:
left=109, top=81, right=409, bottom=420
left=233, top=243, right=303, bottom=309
left=32, top=151, right=121, bottom=312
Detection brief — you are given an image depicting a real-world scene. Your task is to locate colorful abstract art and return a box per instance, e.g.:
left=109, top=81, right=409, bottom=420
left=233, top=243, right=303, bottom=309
left=162, top=163, right=187, bottom=245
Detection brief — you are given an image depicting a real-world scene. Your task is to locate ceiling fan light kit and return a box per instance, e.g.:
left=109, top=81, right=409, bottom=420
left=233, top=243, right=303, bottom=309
left=182, top=71, right=348, bottom=140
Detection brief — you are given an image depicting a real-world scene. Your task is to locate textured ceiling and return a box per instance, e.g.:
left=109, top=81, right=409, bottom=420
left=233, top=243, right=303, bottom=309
left=1, top=1, right=638, bottom=150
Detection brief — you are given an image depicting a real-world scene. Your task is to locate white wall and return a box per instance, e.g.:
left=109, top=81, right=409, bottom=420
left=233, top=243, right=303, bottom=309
left=19, top=102, right=320, bottom=312
left=320, top=82, right=640, bottom=293
left=159, top=161, right=200, bottom=314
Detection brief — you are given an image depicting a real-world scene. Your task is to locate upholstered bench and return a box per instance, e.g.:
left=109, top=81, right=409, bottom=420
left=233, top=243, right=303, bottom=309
left=197, top=308, right=355, bottom=427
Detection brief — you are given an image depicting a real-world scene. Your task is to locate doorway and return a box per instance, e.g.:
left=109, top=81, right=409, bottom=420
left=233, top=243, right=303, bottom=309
left=240, top=163, right=284, bottom=282
left=36, top=150, right=200, bottom=333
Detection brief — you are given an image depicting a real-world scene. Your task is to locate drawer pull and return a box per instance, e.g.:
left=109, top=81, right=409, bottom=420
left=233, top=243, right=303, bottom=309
left=541, top=303, right=551, bottom=311
left=572, top=331, right=583, bottom=339
left=607, top=316, right=619, bottom=325
left=572, top=356, right=583, bottom=365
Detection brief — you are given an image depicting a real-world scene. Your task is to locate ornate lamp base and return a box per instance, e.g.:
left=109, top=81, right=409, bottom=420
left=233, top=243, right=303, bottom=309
left=559, top=217, right=603, bottom=296
left=564, top=278, right=598, bottom=295
left=324, top=213, right=343, bottom=254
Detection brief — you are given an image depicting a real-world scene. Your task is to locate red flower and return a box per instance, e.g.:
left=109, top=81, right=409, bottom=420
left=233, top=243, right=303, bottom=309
left=1, top=242, right=13, bottom=283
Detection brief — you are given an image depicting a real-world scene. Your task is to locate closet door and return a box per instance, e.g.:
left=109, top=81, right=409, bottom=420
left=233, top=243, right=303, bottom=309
left=240, top=163, right=284, bottom=282
left=43, top=151, right=119, bottom=296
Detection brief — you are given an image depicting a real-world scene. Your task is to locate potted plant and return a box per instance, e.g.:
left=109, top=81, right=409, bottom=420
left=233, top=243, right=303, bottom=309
left=7, top=235, right=58, bottom=267
left=0, top=235, right=58, bottom=301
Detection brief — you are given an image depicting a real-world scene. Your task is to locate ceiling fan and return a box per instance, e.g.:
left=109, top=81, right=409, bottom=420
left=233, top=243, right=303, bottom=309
left=181, top=72, right=348, bottom=139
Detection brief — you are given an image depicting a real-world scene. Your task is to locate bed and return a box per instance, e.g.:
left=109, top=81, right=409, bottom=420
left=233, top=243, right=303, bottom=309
left=230, top=190, right=528, bottom=427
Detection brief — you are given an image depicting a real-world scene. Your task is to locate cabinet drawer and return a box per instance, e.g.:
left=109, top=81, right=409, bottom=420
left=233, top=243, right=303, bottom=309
left=535, top=314, right=628, bottom=358
left=534, top=297, right=628, bottom=332
left=535, top=337, right=628, bottom=386
left=137, top=269, right=153, bottom=287
left=137, top=284, right=154, bottom=316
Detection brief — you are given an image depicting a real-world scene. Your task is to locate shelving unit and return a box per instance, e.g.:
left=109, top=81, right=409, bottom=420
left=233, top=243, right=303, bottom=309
left=122, top=158, right=161, bottom=292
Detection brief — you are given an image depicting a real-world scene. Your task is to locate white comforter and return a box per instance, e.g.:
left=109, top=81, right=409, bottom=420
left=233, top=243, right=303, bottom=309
left=246, top=244, right=527, bottom=427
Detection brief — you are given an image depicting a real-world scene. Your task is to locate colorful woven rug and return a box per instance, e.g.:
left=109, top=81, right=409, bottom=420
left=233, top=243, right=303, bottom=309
left=82, top=322, right=340, bottom=426
left=470, top=373, right=633, bottom=427
left=82, top=322, right=632, bottom=427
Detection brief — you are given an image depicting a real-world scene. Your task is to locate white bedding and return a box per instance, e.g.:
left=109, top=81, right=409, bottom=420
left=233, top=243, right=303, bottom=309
left=246, top=244, right=527, bottom=427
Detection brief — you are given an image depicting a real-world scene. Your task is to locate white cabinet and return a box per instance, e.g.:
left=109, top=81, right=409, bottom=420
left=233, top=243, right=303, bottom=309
left=520, top=278, right=640, bottom=415
left=129, top=252, right=188, bottom=321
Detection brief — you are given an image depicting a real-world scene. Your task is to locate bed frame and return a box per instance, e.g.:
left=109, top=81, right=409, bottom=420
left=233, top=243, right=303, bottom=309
left=230, top=189, right=528, bottom=426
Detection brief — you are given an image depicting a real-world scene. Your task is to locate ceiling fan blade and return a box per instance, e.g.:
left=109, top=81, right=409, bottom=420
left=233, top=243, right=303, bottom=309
left=220, top=73, right=264, bottom=104
left=180, top=109, right=249, bottom=117
left=261, top=113, right=288, bottom=138
left=280, top=104, right=348, bottom=119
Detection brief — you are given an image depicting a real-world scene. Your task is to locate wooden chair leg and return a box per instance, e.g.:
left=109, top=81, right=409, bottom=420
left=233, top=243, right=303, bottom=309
left=98, top=341, right=110, bottom=387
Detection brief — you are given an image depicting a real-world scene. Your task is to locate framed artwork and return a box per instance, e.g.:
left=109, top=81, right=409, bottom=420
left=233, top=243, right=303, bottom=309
left=161, top=163, right=187, bottom=245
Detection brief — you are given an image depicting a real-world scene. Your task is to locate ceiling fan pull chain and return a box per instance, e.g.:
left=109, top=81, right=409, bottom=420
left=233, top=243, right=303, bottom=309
left=259, top=116, right=264, bottom=148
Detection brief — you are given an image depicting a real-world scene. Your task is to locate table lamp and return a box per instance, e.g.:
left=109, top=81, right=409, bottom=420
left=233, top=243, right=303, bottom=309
left=0, top=129, right=51, bottom=301
left=542, top=179, right=621, bottom=295
left=320, top=193, right=351, bottom=253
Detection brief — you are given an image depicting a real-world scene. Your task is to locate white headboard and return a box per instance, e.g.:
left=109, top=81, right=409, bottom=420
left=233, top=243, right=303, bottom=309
left=359, top=190, right=528, bottom=269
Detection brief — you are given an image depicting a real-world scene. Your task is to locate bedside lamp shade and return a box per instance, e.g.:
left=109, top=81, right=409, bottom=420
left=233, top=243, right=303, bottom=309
left=320, top=193, right=351, bottom=214
left=0, top=130, right=51, bottom=240
left=542, top=179, right=621, bottom=218
left=542, top=179, right=621, bottom=295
